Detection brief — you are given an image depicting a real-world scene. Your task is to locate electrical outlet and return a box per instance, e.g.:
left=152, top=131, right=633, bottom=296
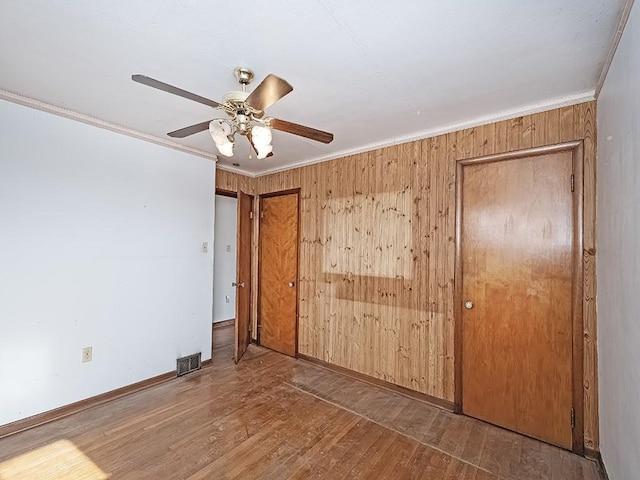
left=226, top=244, right=231, bottom=253
left=202, top=241, right=209, bottom=253
left=82, top=346, right=92, bottom=363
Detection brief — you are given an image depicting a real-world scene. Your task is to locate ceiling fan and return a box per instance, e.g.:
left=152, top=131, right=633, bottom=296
left=132, top=67, right=334, bottom=159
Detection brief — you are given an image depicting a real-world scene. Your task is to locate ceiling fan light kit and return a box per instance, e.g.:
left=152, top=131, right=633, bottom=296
left=209, top=119, right=234, bottom=157
left=250, top=125, right=273, bottom=159
left=132, top=67, right=334, bottom=160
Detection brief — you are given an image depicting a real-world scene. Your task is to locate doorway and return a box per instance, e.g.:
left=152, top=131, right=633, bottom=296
left=258, top=190, right=299, bottom=357
left=234, top=190, right=252, bottom=363
left=212, top=193, right=237, bottom=358
left=455, top=142, right=584, bottom=452
left=212, top=189, right=253, bottom=363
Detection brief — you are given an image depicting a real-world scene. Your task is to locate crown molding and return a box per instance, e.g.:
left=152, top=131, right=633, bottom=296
left=251, top=90, right=595, bottom=177
left=2, top=87, right=593, bottom=178
left=216, top=164, right=256, bottom=177
left=595, top=0, right=635, bottom=98
left=0, top=89, right=218, bottom=163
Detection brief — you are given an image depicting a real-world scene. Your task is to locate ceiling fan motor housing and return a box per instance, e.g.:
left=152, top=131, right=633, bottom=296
left=221, top=91, right=260, bottom=134
left=222, top=90, right=250, bottom=104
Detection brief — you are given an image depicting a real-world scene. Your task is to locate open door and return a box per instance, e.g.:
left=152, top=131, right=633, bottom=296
left=234, top=190, right=253, bottom=363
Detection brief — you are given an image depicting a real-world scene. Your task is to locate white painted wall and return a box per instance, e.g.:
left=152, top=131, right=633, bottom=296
left=596, top=4, right=640, bottom=479
left=0, top=100, right=216, bottom=426
left=213, top=195, right=237, bottom=322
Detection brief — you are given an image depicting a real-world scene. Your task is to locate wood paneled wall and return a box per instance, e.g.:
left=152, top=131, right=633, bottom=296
left=216, top=169, right=255, bottom=195
left=215, top=102, right=598, bottom=450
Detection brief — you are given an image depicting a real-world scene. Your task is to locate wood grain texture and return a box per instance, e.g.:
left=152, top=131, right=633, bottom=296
left=578, top=103, right=598, bottom=451
left=461, top=151, right=575, bottom=449
left=0, top=343, right=600, bottom=480
left=234, top=190, right=253, bottom=363
left=216, top=101, right=598, bottom=449
left=215, top=169, right=256, bottom=195
left=259, top=193, right=299, bottom=357
left=298, top=353, right=455, bottom=411
left=212, top=322, right=234, bottom=351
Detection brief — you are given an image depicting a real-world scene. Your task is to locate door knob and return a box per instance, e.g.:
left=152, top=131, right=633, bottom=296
left=464, top=300, right=474, bottom=309
left=288, top=282, right=295, bottom=288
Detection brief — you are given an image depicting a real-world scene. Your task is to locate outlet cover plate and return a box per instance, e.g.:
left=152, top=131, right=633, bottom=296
left=82, top=346, right=92, bottom=363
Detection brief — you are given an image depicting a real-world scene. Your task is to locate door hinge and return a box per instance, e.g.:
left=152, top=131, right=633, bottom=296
left=570, top=407, right=575, bottom=429
left=571, top=174, right=575, bottom=192
left=250, top=211, right=253, bottom=219
left=260, top=210, right=265, bottom=219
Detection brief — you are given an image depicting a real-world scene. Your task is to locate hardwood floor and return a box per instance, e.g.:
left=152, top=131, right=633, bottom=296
left=0, top=337, right=601, bottom=479
left=212, top=322, right=235, bottom=351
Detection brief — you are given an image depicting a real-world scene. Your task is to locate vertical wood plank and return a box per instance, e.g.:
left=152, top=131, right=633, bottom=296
left=427, top=134, right=444, bottom=398
left=577, top=101, right=598, bottom=449
left=532, top=110, right=548, bottom=148
left=546, top=108, right=560, bottom=145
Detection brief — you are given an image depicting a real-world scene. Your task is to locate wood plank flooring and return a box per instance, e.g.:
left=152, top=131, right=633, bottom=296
left=0, top=327, right=601, bottom=479
left=212, top=321, right=235, bottom=352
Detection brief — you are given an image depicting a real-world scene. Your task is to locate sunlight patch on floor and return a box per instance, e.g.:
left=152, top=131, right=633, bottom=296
left=0, top=439, right=110, bottom=480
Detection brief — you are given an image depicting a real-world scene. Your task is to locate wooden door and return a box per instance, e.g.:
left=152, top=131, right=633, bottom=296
left=258, top=192, right=299, bottom=357
left=460, top=150, right=576, bottom=449
left=234, top=190, right=252, bottom=363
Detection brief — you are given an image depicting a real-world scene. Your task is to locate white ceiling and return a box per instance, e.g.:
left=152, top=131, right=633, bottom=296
left=0, top=1, right=626, bottom=176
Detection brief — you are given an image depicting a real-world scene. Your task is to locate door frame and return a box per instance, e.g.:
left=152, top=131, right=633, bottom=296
left=213, top=188, right=253, bottom=361
left=216, top=188, right=237, bottom=199
left=257, top=188, right=301, bottom=357
left=453, top=141, right=585, bottom=454
left=212, top=189, right=238, bottom=359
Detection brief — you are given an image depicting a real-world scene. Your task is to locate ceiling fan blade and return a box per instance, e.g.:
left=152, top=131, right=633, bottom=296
left=132, top=75, right=221, bottom=109
left=167, top=121, right=211, bottom=138
left=269, top=118, right=334, bottom=144
left=246, top=131, right=274, bottom=158
left=245, top=74, right=293, bottom=111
